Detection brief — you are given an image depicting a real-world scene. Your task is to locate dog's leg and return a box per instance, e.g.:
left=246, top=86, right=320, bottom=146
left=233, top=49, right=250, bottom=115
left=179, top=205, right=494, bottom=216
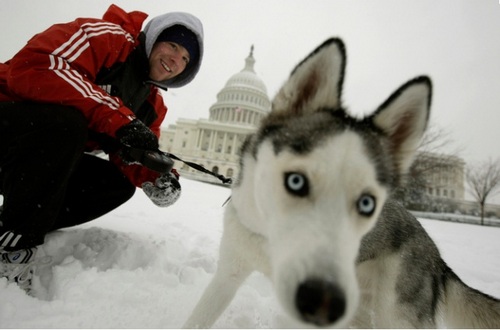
left=183, top=203, right=268, bottom=328
left=182, top=260, right=251, bottom=329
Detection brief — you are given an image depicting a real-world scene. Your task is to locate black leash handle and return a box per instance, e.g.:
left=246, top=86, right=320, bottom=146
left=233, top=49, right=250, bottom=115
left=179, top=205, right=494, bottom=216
left=166, top=152, right=233, bottom=185
left=127, top=147, right=232, bottom=185
left=127, top=147, right=174, bottom=174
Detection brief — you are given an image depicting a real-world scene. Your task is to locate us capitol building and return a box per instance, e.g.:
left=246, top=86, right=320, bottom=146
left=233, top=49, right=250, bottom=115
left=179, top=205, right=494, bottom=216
left=159, top=46, right=271, bottom=183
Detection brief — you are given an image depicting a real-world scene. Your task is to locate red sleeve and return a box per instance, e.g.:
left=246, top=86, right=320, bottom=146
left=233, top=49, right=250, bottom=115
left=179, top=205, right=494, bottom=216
left=110, top=154, right=160, bottom=187
left=4, top=5, right=148, bottom=137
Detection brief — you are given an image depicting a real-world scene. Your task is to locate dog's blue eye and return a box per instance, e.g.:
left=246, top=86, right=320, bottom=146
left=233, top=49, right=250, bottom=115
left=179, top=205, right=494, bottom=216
left=284, top=172, right=309, bottom=197
left=357, top=194, right=376, bottom=216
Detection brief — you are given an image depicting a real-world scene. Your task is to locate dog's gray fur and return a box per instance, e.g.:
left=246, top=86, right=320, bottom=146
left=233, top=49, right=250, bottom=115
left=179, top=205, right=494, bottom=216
left=183, top=38, right=500, bottom=328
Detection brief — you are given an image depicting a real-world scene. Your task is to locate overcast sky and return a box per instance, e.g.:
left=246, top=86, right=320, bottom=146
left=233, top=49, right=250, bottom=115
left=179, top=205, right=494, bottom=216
left=2, top=0, right=500, bottom=166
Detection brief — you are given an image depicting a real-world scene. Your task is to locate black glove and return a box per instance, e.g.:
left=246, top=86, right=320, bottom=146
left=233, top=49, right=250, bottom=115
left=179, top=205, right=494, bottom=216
left=142, top=172, right=181, bottom=207
left=115, top=119, right=159, bottom=164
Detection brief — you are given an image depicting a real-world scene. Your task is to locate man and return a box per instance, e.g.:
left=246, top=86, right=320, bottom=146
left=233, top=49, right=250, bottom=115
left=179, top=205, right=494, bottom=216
left=0, top=4, right=204, bottom=294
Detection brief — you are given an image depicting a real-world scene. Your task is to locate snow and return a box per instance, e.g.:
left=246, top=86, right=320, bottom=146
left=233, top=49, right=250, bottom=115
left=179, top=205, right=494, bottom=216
left=1, top=178, right=500, bottom=328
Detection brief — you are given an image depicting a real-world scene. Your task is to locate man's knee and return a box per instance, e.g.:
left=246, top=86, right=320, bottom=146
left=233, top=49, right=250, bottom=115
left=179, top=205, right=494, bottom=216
left=47, top=105, right=88, bottom=150
left=122, top=181, right=137, bottom=203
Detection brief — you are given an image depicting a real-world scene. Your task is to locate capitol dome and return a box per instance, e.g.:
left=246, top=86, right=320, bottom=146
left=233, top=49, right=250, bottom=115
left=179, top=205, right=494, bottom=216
left=209, top=46, right=271, bottom=126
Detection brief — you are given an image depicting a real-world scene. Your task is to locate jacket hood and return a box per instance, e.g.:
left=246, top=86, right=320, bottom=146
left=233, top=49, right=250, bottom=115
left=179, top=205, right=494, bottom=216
left=143, top=12, right=204, bottom=89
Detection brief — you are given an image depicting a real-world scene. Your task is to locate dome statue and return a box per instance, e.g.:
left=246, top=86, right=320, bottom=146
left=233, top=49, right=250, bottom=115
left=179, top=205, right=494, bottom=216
left=208, top=46, right=271, bottom=126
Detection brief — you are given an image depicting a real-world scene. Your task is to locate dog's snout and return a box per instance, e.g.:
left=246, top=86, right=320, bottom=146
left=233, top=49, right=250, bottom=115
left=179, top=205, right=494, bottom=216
left=295, top=278, right=346, bottom=326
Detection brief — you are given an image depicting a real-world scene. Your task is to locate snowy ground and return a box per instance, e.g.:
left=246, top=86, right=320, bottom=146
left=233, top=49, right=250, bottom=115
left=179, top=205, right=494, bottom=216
left=1, top=178, right=500, bottom=328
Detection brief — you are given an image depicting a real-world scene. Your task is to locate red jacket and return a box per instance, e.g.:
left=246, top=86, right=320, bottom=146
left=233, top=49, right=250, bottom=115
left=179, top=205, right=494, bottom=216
left=0, top=5, right=166, bottom=187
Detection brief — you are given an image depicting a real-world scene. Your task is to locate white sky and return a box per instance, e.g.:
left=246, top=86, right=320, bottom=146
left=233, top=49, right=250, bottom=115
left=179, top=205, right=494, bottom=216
left=2, top=0, right=500, bottom=165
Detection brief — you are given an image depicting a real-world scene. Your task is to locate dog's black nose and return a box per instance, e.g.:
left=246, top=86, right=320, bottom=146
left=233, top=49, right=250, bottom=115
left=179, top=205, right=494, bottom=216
left=295, top=278, right=346, bottom=326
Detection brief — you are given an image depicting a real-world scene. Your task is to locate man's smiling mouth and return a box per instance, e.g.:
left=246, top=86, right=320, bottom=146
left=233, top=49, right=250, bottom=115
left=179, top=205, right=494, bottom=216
left=161, top=60, right=172, bottom=73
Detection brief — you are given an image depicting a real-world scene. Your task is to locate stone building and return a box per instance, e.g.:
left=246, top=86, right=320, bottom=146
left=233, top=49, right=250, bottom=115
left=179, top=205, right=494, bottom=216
left=159, top=46, right=271, bottom=183
left=417, top=152, right=465, bottom=200
left=410, top=152, right=500, bottom=217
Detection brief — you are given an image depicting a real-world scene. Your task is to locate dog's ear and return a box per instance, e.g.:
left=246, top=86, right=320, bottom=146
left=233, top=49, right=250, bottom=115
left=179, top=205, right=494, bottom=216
left=272, top=38, right=346, bottom=116
left=373, top=76, right=432, bottom=176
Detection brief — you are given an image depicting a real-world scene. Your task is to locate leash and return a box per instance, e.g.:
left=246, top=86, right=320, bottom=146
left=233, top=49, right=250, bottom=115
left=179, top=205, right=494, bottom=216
left=166, top=152, right=233, bottom=185
left=127, top=146, right=232, bottom=185
left=167, top=152, right=234, bottom=207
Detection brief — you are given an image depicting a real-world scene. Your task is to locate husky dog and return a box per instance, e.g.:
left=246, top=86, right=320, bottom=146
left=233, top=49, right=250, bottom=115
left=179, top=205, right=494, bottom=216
left=183, top=38, right=500, bottom=328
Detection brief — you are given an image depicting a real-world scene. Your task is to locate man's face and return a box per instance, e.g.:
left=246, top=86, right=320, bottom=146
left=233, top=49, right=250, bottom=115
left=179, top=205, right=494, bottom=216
left=149, top=41, right=190, bottom=82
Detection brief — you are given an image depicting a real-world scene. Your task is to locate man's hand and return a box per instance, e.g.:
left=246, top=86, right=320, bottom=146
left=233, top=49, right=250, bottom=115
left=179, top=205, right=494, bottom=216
left=115, top=119, right=159, bottom=164
left=142, top=171, right=181, bottom=207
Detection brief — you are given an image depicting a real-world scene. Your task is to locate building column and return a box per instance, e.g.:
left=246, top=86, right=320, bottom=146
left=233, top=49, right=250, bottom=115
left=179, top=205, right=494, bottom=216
left=231, top=134, right=238, bottom=155
left=208, top=129, right=216, bottom=151
left=222, top=132, right=228, bottom=154
left=195, top=129, right=201, bottom=149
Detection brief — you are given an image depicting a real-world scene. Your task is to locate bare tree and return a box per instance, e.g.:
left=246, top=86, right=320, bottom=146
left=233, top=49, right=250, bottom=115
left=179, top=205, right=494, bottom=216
left=418, top=122, right=457, bottom=154
left=466, top=158, right=500, bottom=225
